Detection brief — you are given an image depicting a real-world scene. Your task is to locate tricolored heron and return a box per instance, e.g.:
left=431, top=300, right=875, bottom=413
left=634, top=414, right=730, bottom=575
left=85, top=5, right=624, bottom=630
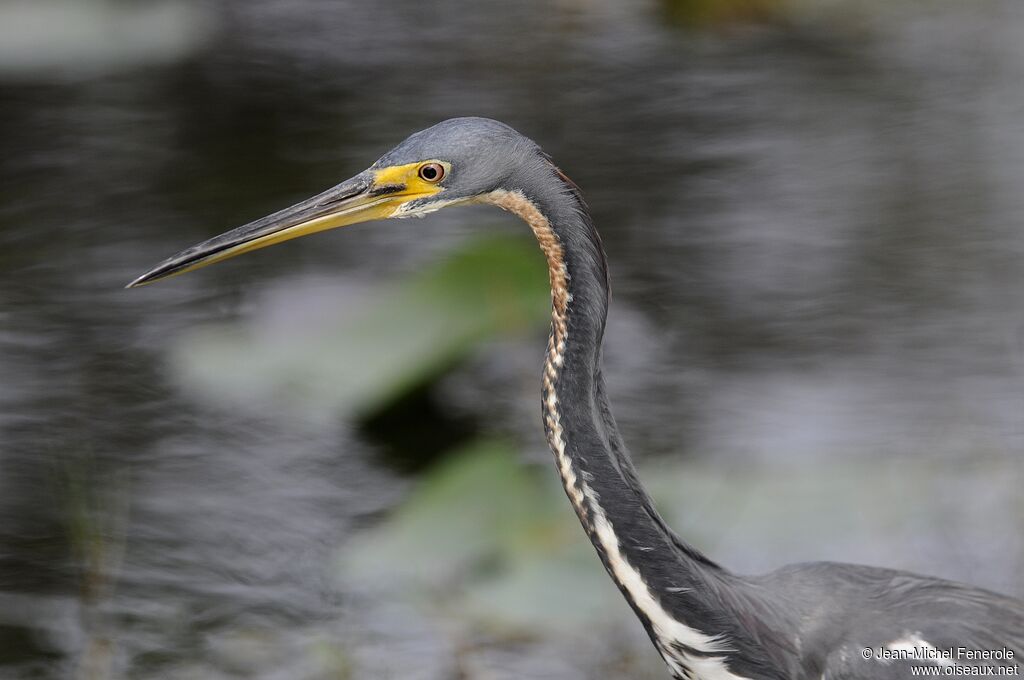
left=130, top=118, right=1023, bottom=680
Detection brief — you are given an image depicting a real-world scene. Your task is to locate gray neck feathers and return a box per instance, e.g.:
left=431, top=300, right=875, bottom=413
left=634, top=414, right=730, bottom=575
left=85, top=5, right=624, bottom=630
left=514, top=159, right=793, bottom=680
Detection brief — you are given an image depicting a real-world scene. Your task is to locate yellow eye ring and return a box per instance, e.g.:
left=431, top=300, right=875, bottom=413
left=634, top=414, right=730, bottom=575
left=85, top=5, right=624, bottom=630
left=418, top=162, right=445, bottom=183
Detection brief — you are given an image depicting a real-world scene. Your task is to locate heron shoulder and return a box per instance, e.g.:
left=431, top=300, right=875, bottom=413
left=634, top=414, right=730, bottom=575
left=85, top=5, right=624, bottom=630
left=757, top=561, right=1023, bottom=678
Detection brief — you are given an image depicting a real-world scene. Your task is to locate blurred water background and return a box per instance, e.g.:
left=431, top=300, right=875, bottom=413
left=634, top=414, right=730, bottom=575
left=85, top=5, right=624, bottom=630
left=0, top=0, right=1022, bottom=678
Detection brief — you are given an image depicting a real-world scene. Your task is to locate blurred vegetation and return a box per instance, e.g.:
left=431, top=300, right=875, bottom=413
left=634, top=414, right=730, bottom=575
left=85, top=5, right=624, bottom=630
left=171, top=235, right=550, bottom=421
left=0, top=0, right=214, bottom=81
left=660, top=0, right=786, bottom=27
left=339, top=441, right=623, bottom=634
left=57, top=460, right=128, bottom=680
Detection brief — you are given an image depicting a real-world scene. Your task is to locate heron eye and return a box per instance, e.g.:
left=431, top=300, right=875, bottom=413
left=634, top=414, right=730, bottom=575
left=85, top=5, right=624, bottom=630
left=418, top=163, right=445, bottom=183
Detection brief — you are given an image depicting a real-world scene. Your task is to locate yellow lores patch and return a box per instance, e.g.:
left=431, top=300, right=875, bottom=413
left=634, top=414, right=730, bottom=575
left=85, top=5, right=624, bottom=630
left=372, top=161, right=449, bottom=199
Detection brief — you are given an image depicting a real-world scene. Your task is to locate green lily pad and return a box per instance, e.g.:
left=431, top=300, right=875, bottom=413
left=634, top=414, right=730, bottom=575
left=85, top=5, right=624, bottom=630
left=170, top=235, right=550, bottom=420
left=337, top=440, right=632, bottom=635
left=338, top=441, right=560, bottom=593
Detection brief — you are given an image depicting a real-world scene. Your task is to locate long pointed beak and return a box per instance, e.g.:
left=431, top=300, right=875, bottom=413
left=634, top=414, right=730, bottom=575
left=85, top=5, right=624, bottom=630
left=127, top=171, right=401, bottom=288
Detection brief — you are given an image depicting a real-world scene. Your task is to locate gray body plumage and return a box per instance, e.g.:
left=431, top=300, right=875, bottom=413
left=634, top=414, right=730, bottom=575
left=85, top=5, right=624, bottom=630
left=756, top=563, right=1023, bottom=678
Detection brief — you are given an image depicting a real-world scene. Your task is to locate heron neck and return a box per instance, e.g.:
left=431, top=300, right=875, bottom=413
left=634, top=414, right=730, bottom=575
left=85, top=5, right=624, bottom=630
left=484, top=179, right=791, bottom=680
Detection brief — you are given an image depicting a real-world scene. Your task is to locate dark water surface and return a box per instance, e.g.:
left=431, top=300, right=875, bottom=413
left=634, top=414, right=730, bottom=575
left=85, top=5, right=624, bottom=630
left=1, top=1, right=1022, bottom=678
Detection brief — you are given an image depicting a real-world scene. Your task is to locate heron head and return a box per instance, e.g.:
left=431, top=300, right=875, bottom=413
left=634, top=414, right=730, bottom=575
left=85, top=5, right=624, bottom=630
left=127, top=117, right=542, bottom=287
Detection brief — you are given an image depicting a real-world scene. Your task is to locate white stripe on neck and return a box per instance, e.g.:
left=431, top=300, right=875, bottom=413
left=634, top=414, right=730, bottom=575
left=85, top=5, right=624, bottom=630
left=483, top=188, right=751, bottom=680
